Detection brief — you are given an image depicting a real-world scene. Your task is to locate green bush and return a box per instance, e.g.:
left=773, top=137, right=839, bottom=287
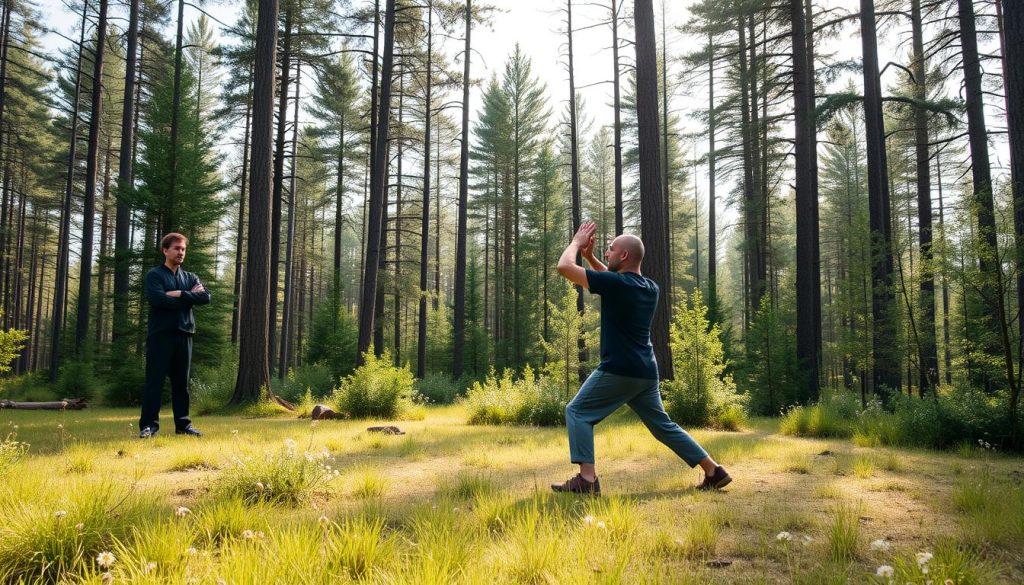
left=191, top=358, right=240, bottom=414
left=103, top=354, right=147, bottom=406
left=55, top=360, right=103, bottom=400
left=663, top=290, right=746, bottom=429
left=331, top=350, right=418, bottom=419
left=306, top=297, right=359, bottom=379
left=779, top=401, right=855, bottom=438
left=464, top=366, right=566, bottom=426
left=415, top=373, right=464, bottom=405
left=0, top=372, right=59, bottom=402
left=276, top=363, right=335, bottom=403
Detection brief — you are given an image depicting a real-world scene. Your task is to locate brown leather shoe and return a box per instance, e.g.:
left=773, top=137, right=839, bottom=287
left=697, top=466, right=732, bottom=491
left=551, top=473, right=601, bottom=496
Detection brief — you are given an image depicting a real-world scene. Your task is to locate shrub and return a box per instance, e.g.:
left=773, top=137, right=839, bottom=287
left=191, top=358, right=239, bottom=414
left=0, top=315, right=26, bottom=375
left=306, top=297, right=359, bottom=379
left=663, top=290, right=746, bottom=429
left=0, top=434, right=28, bottom=477
left=779, top=401, right=855, bottom=438
left=55, top=359, right=103, bottom=400
left=0, top=372, right=59, bottom=402
left=331, top=350, right=418, bottom=419
left=216, top=440, right=339, bottom=506
left=277, top=363, right=335, bottom=403
left=464, top=366, right=566, bottom=426
left=415, top=373, right=464, bottom=405
left=103, top=354, right=147, bottom=406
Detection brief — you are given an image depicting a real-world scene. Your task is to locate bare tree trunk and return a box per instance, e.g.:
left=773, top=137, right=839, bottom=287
left=232, top=75, right=254, bottom=344
left=1003, top=0, right=1023, bottom=432
left=357, top=0, right=397, bottom=366
left=861, top=0, right=899, bottom=395
left=96, top=134, right=113, bottom=344
left=707, top=32, right=717, bottom=323
left=417, top=2, right=433, bottom=379
left=611, top=0, right=623, bottom=234
left=567, top=0, right=587, bottom=382
left=75, top=0, right=110, bottom=353
left=634, top=0, right=673, bottom=379
left=113, top=0, right=140, bottom=346
left=278, top=55, right=301, bottom=379
left=232, top=0, right=285, bottom=406
left=451, top=0, right=471, bottom=379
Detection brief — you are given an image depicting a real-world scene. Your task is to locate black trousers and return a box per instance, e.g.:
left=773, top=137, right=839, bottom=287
left=139, top=331, right=193, bottom=432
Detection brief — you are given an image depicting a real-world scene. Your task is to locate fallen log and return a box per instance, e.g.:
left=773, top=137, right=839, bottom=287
left=0, top=397, right=88, bottom=410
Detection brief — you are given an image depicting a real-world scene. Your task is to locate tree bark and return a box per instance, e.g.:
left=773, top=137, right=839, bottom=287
left=634, top=0, right=673, bottom=379
left=567, top=0, right=587, bottom=382
left=860, top=0, right=899, bottom=395
left=451, top=0, right=471, bottom=380
left=356, top=0, right=397, bottom=366
left=611, top=0, right=623, bottom=235
left=1003, top=0, right=1022, bottom=432
left=233, top=0, right=282, bottom=405
left=232, top=74, right=254, bottom=344
left=113, top=0, right=140, bottom=346
left=279, top=54, right=301, bottom=379
left=75, top=0, right=109, bottom=353
left=417, top=1, right=433, bottom=379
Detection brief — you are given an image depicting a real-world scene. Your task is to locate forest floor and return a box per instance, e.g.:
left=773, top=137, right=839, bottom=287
left=1, top=405, right=1022, bottom=584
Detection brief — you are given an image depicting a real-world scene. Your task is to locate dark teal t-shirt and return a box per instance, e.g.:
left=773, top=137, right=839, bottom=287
left=585, top=269, right=659, bottom=379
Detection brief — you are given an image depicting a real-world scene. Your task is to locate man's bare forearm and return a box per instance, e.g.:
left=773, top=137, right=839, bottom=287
left=583, top=252, right=607, bottom=271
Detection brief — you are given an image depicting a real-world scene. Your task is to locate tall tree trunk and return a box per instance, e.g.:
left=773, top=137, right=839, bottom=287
left=75, top=0, right=109, bottom=353
left=911, top=0, right=937, bottom=393
left=279, top=55, right=301, bottom=379
left=333, top=111, right=345, bottom=328
left=1003, top=0, right=1023, bottom=432
left=417, top=0, right=432, bottom=379
left=861, top=0, right=899, bottom=395
left=452, top=0, right=471, bottom=380
left=393, top=79, right=404, bottom=363
left=113, top=0, right=140, bottom=346
left=936, top=141, right=952, bottom=384
left=737, top=19, right=757, bottom=320
left=611, top=0, right=623, bottom=234
left=634, top=0, right=673, bottom=379
left=96, top=134, right=113, bottom=344
left=269, top=2, right=294, bottom=374
left=165, top=0, right=186, bottom=234
left=356, top=0, right=397, bottom=366
left=567, top=0, right=587, bottom=382
left=232, top=0, right=283, bottom=405
left=707, top=32, right=717, bottom=323
left=232, top=74, right=254, bottom=344
left=793, top=0, right=821, bottom=401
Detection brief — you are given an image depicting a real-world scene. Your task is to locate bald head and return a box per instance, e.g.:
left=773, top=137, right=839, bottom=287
left=606, top=234, right=645, bottom=272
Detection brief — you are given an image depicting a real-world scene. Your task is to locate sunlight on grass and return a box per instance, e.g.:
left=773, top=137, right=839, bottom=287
left=953, top=468, right=1024, bottom=551
left=166, top=451, right=217, bottom=472
left=347, top=465, right=388, bottom=499
left=853, top=455, right=875, bottom=478
left=826, top=502, right=861, bottom=564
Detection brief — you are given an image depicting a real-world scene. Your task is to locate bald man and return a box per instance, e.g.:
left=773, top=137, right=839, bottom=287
left=550, top=222, right=731, bottom=495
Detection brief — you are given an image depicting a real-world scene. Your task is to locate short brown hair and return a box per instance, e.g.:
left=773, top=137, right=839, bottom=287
left=160, top=232, right=188, bottom=249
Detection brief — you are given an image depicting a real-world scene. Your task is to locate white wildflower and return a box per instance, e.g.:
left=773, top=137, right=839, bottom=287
left=318, top=515, right=330, bottom=526
left=75, top=523, right=84, bottom=531
left=54, top=510, right=67, bottom=519
left=870, top=539, right=892, bottom=552
left=875, top=565, right=894, bottom=578
left=916, top=552, right=933, bottom=566
left=255, top=482, right=265, bottom=491
left=175, top=506, right=191, bottom=518
left=101, top=572, right=114, bottom=584
left=596, top=521, right=607, bottom=530
left=186, top=547, right=198, bottom=556
left=96, top=551, right=117, bottom=568
left=776, top=531, right=793, bottom=542
left=583, top=515, right=595, bottom=525
left=145, top=561, right=157, bottom=573
left=241, top=530, right=255, bottom=539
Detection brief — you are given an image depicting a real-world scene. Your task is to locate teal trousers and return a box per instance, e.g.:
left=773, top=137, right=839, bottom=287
left=566, top=369, right=709, bottom=467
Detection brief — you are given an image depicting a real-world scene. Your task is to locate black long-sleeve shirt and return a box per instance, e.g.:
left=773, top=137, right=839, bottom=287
left=145, top=264, right=211, bottom=337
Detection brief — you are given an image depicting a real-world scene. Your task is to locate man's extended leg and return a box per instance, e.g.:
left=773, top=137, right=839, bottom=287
left=139, top=333, right=173, bottom=434
left=628, top=379, right=731, bottom=489
left=168, top=333, right=194, bottom=433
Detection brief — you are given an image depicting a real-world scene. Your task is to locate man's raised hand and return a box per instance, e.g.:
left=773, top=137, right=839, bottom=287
left=573, top=222, right=597, bottom=248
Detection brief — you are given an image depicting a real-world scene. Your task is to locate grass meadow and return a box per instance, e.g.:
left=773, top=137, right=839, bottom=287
left=1, top=406, right=1022, bottom=584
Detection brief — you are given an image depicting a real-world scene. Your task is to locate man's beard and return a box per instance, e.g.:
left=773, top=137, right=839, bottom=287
left=608, top=258, right=620, bottom=272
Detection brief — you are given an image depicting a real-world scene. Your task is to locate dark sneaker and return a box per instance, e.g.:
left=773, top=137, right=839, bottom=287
left=139, top=427, right=157, bottom=439
left=176, top=425, right=203, bottom=437
left=551, top=473, right=601, bottom=496
left=697, top=466, right=732, bottom=491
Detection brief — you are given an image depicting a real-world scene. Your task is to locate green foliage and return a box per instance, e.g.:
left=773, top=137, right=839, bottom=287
left=464, top=366, right=566, bottom=426
left=742, top=293, right=807, bottom=415
left=216, top=441, right=339, bottom=506
left=55, top=359, right=103, bottom=400
left=331, top=350, right=418, bottom=419
left=540, top=279, right=598, bottom=400
left=102, top=354, right=146, bottom=407
left=306, top=296, right=359, bottom=379
left=664, top=289, right=745, bottom=429
left=0, top=372, right=60, bottom=402
left=781, top=387, right=1024, bottom=451
left=415, top=373, right=464, bottom=405
left=277, top=363, right=335, bottom=403
left=0, top=318, right=27, bottom=375
left=191, top=357, right=240, bottom=415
